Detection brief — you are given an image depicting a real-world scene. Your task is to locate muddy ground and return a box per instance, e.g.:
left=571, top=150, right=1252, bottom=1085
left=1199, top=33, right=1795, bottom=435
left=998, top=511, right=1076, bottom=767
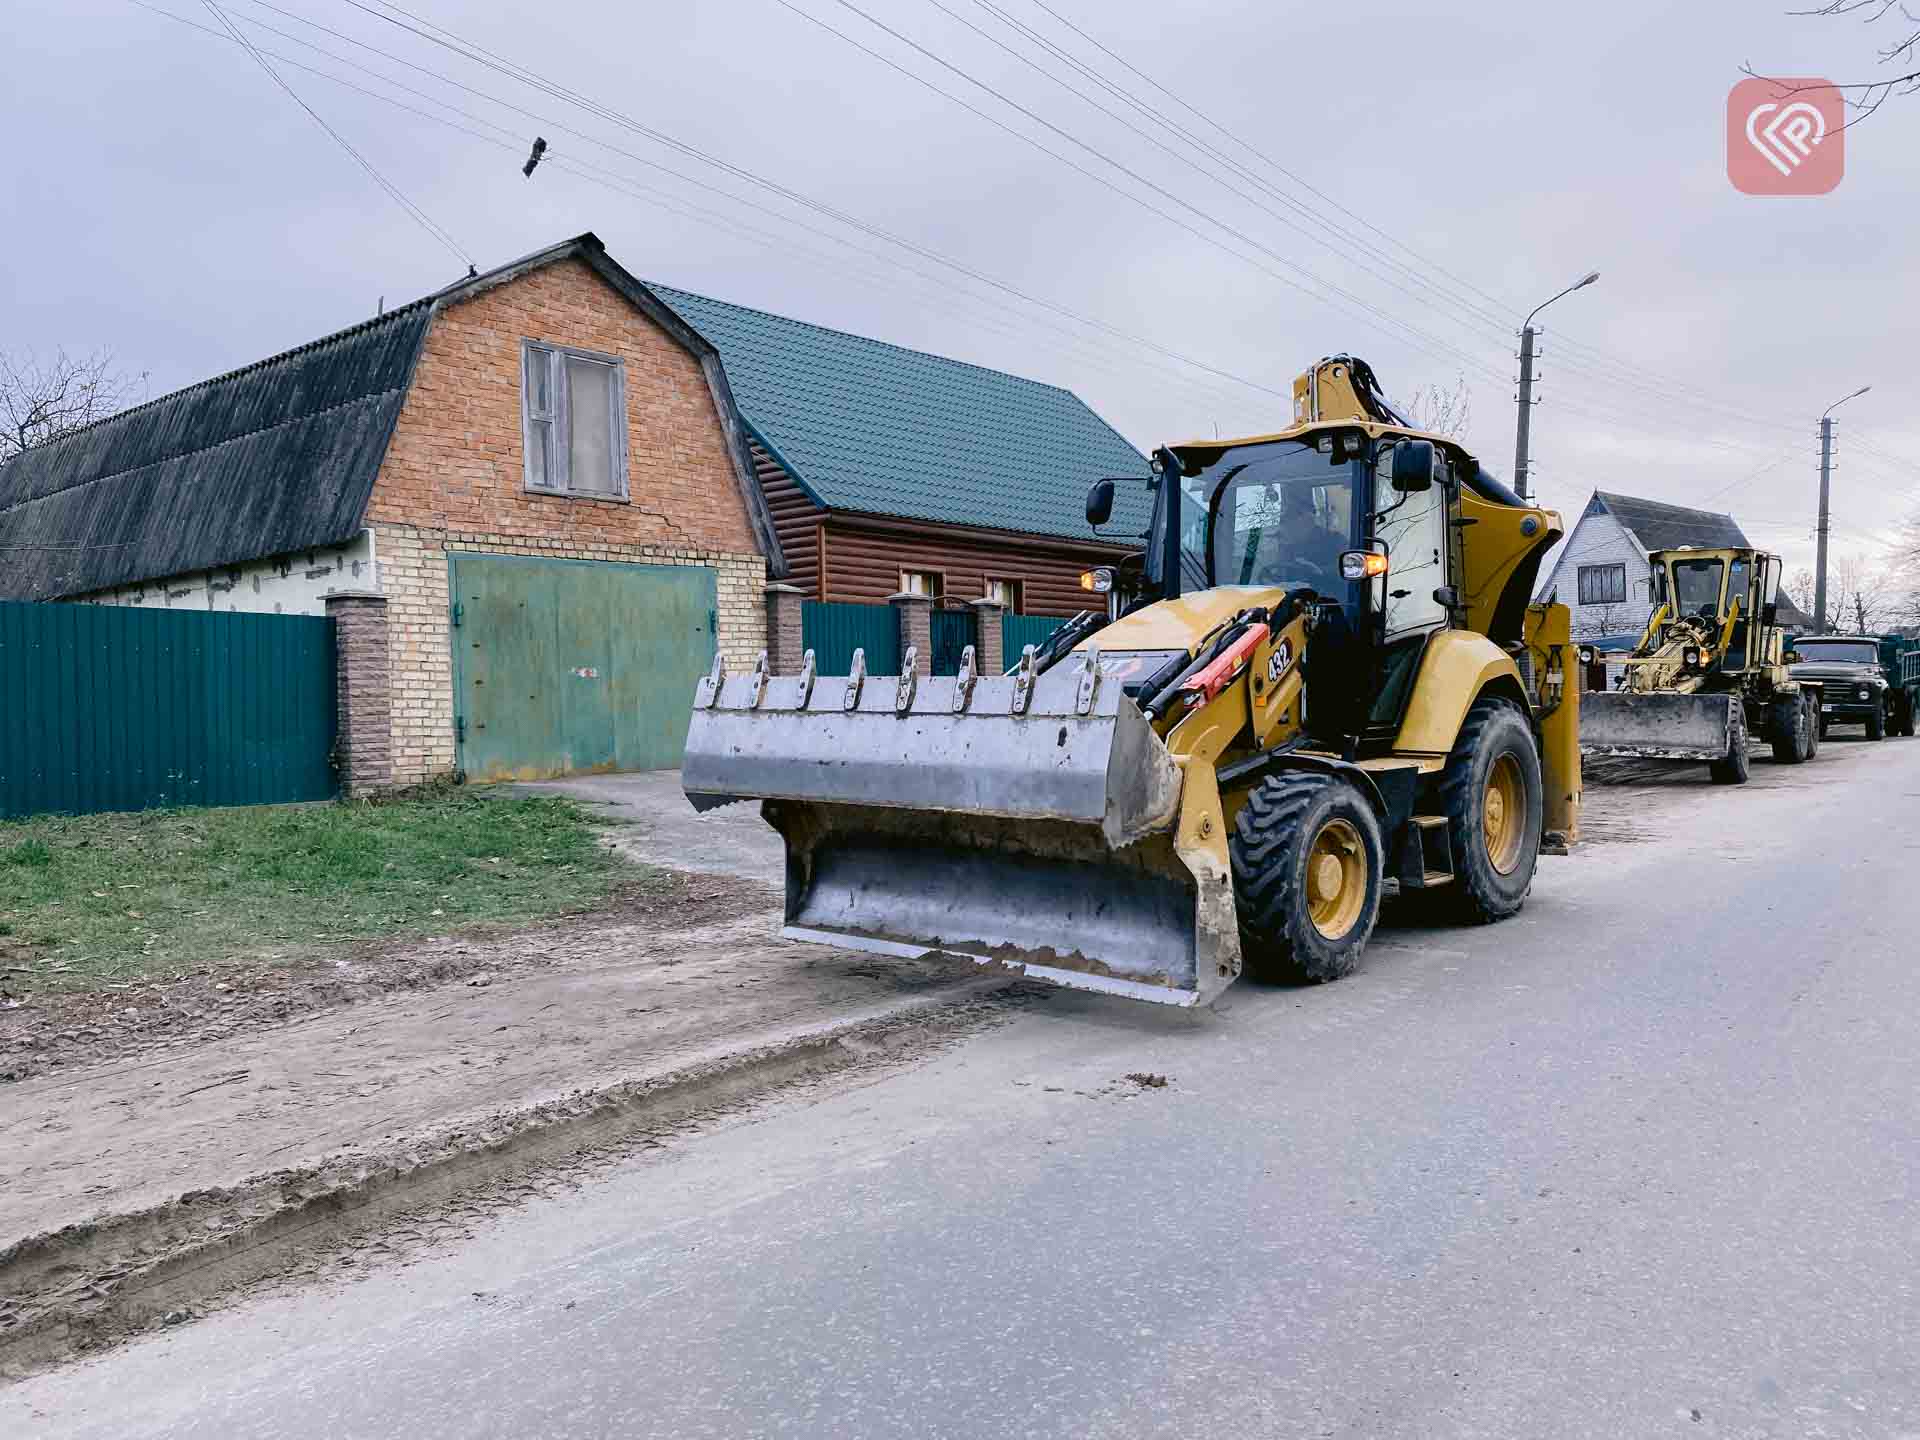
left=0, top=872, right=775, bottom=1084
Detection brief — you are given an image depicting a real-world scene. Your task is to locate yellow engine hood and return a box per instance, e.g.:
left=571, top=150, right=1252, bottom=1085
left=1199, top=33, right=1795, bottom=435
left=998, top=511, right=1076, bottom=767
left=1075, top=587, right=1290, bottom=653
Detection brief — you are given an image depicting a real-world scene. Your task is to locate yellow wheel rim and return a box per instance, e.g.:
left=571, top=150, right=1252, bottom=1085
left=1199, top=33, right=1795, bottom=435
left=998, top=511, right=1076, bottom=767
left=1484, top=754, right=1526, bottom=876
left=1305, top=817, right=1368, bottom=941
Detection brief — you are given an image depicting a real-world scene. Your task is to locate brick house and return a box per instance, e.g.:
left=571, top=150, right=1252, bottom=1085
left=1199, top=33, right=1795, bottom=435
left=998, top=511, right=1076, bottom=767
left=0, top=233, right=1151, bottom=787
left=0, top=235, right=775, bottom=785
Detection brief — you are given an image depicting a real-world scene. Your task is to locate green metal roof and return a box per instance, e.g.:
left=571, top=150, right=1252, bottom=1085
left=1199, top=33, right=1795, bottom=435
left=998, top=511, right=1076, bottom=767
left=648, top=284, right=1151, bottom=543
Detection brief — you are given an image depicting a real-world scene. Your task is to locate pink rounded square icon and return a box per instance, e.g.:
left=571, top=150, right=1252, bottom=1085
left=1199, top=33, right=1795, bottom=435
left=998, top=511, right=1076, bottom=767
left=1728, top=78, right=1844, bottom=195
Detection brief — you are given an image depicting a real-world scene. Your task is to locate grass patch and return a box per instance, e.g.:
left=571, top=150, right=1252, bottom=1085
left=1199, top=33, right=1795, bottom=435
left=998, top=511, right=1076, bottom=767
left=0, top=788, right=633, bottom=993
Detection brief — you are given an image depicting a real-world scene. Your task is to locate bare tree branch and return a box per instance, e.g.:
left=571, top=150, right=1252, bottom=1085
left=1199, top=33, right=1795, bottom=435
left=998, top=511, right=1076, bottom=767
left=1402, top=373, right=1472, bottom=440
left=0, top=348, right=147, bottom=465
left=1747, top=0, right=1920, bottom=122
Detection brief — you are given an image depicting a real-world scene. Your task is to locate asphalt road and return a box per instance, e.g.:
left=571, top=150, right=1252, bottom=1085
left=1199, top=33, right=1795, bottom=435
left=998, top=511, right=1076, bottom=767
left=12, top=737, right=1920, bottom=1438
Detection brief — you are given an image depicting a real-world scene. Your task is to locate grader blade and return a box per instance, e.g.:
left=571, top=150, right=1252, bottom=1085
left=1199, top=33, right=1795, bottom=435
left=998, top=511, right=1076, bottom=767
left=682, top=649, right=1240, bottom=1007
left=1580, top=691, right=1736, bottom=761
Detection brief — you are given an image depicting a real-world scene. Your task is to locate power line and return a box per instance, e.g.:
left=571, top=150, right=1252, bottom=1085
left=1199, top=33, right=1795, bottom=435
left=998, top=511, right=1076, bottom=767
left=194, top=0, right=471, bottom=267
left=136, top=0, right=1270, bottom=420
left=788, top=0, right=1513, bottom=385
left=1003, top=0, right=1815, bottom=440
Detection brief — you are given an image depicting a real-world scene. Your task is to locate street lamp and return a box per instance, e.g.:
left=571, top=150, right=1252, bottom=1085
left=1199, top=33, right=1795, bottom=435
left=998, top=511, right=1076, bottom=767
left=1513, top=270, right=1601, bottom=502
left=1815, top=383, right=1872, bottom=633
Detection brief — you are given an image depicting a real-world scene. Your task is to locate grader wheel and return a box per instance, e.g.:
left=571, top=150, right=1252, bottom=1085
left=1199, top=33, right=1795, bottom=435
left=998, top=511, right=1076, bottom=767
left=1229, top=772, right=1383, bottom=984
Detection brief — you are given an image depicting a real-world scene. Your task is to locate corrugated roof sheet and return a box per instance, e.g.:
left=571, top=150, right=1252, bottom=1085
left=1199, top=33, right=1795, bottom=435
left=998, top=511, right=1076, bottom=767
left=1592, top=490, right=1753, bottom=554
left=0, top=302, right=432, bottom=600
left=648, top=284, right=1151, bottom=542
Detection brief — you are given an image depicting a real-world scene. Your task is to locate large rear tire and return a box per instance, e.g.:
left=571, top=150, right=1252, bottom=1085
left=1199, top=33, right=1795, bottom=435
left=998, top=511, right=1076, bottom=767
left=1437, top=699, right=1543, bottom=923
left=1769, top=696, right=1809, bottom=765
left=1710, top=703, right=1751, bottom=784
left=1230, top=772, right=1383, bottom=984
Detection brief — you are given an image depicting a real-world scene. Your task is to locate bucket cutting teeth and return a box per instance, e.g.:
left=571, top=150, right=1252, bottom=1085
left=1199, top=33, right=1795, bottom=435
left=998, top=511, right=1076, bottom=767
left=683, top=651, right=1237, bottom=1006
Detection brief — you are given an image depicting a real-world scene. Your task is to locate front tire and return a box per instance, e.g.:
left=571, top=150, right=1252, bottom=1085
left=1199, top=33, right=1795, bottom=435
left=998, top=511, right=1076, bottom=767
left=1437, top=699, right=1543, bottom=923
left=1230, top=772, right=1383, bottom=984
left=1804, top=694, right=1821, bottom=758
left=1769, top=696, right=1809, bottom=765
left=1710, top=702, right=1751, bottom=784
left=1868, top=702, right=1887, bottom=741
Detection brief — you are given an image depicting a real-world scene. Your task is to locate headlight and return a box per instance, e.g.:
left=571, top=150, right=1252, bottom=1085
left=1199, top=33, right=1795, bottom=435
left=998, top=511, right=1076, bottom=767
left=1859, top=687, right=1871, bottom=700
left=1683, top=646, right=1702, bottom=669
left=1079, top=567, right=1113, bottom=594
left=1339, top=551, right=1389, bottom=581
left=1577, top=646, right=1596, bottom=666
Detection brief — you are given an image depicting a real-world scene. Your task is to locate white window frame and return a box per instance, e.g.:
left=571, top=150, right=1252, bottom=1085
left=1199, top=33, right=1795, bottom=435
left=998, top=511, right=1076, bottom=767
left=983, top=576, right=1022, bottom=610
left=899, top=569, right=944, bottom=598
left=521, top=339, right=630, bottom=500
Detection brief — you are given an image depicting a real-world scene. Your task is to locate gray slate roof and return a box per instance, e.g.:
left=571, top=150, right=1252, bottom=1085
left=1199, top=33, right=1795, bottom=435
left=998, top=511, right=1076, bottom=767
left=649, top=284, right=1152, bottom=543
left=0, top=304, right=432, bottom=600
left=1590, top=490, right=1752, bottom=553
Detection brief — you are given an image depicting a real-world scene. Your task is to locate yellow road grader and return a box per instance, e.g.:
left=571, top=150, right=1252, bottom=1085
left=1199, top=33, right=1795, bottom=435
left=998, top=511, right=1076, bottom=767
left=1578, top=546, right=1818, bottom=783
left=683, top=357, right=1580, bottom=1007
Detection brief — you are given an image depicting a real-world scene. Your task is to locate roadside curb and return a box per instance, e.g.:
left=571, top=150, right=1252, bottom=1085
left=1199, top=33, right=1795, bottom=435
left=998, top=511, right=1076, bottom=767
left=0, top=981, right=1026, bottom=1382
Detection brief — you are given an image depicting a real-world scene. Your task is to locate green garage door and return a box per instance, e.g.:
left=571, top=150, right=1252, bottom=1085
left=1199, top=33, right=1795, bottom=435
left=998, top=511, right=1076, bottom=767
left=451, top=553, right=717, bottom=781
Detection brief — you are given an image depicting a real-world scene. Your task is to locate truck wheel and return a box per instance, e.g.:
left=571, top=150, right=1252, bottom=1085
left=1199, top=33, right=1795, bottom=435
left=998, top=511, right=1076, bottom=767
left=1710, top=703, right=1751, bottom=784
left=1230, top=772, right=1383, bottom=984
left=1867, top=702, right=1887, bottom=741
left=1437, top=698, right=1543, bottom=923
left=1804, top=695, right=1821, bottom=757
left=1768, top=696, right=1808, bottom=765
left=1898, top=697, right=1915, bottom=737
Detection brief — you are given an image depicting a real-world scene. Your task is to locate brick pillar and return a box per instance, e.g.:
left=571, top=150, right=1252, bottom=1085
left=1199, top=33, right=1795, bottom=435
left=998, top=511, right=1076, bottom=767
left=765, top=582, right=807, bottom=674
left=970, top=597, right=1005, bottom=675
left=325, top=591, right=392, bottom=796
left=889, top=591, right=933, bottom=676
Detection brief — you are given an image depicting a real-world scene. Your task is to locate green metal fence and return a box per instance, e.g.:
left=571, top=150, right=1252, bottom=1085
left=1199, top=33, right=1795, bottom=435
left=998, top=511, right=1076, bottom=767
left=1002, top=612, right=1067, bottom=669
left=801, top=601, right=899, bottom=675
left=0, top=601, right=337, bottom=820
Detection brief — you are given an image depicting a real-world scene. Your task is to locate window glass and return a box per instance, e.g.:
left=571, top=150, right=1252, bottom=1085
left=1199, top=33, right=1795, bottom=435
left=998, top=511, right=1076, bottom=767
left=1200, top=444, right=1354, bottom=590
left=1670, top=559, right=1726, bottom=619
left=1577, top=564, right=1627, bottom=606
left=900, top=571, right=942, bottom=597
left=1727, top=557, right=1750, bottom=612
left=1373, top=449, right=1448, bottom=635
left=1792, top=639, right=1879, bottom=665
left=566, top=355, right=617, bottom=495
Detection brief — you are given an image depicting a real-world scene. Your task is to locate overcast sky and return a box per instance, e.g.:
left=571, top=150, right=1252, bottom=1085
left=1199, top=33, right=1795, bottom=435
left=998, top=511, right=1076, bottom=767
left=7, top=0, right=1917, bottom=579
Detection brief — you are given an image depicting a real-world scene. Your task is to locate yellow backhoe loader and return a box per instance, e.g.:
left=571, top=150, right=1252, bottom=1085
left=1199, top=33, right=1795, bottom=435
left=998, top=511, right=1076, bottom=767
left=1578, top=546, right=1818, bottom=783
left=683, top=357, right=1580, bottom=1007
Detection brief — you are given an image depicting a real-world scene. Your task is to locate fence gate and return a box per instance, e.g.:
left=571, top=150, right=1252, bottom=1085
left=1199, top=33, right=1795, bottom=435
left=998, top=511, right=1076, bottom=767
left=930, top=609, right=973, bottom=675
left=0, top=601, right=337, bottom=819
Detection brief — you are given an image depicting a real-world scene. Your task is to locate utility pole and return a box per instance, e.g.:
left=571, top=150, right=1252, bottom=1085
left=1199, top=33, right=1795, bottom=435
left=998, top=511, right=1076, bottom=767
left=1513, top=326, right=1537, bottom=502
left=1513, top=271, right=1599, bottom=503
left=1815, top=384, right=1872, bottom=635
left=1815, top=416, right=1832, bottom=634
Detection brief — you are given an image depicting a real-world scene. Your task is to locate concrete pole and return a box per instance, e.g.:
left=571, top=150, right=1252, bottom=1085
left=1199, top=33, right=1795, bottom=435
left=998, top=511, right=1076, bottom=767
left=1513, top=325, right=1537, bottom=503
left=1815, top=416, right=1833, bottom=634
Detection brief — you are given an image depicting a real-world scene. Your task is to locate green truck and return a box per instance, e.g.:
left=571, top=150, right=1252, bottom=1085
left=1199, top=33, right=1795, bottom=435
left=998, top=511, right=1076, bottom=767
left=1786, top=633, right=1920, bottom=739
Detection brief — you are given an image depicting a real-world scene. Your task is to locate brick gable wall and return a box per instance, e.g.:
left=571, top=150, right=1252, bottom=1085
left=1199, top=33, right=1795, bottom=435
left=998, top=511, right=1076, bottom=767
left=366, top=257, right=766, bottom=782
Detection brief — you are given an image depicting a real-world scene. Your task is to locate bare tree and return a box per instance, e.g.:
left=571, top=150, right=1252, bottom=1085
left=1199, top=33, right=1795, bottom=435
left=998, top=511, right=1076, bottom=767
left=1784, top=566, right=1818, bottom=615
left=1746, top=1, right=1920, bottom=123
left=1828, top=552, right=1896, bottom=634
left=1573, top=603, right=1629, bottom=641
left=1403, top=374, right=1471, bottom=439
left=0, top=348, right=146, bottom=464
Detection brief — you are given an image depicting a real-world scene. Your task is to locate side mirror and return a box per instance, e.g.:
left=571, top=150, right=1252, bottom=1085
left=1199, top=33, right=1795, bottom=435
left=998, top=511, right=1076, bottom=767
left=1762, top=603, right=1778, bottom=626
left=1390, top=439, right=1436, bottom=493
left=1085, top=478, right=1116, bottom=527
left=1432, top=585, right=1461, bottom=610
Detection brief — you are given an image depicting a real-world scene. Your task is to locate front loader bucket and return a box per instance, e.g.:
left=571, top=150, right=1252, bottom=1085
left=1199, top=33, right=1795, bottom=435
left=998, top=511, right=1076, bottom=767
left=682, top=652, right=1240, bottom=1007
left=1580, top=690, right=1736, bottom=761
